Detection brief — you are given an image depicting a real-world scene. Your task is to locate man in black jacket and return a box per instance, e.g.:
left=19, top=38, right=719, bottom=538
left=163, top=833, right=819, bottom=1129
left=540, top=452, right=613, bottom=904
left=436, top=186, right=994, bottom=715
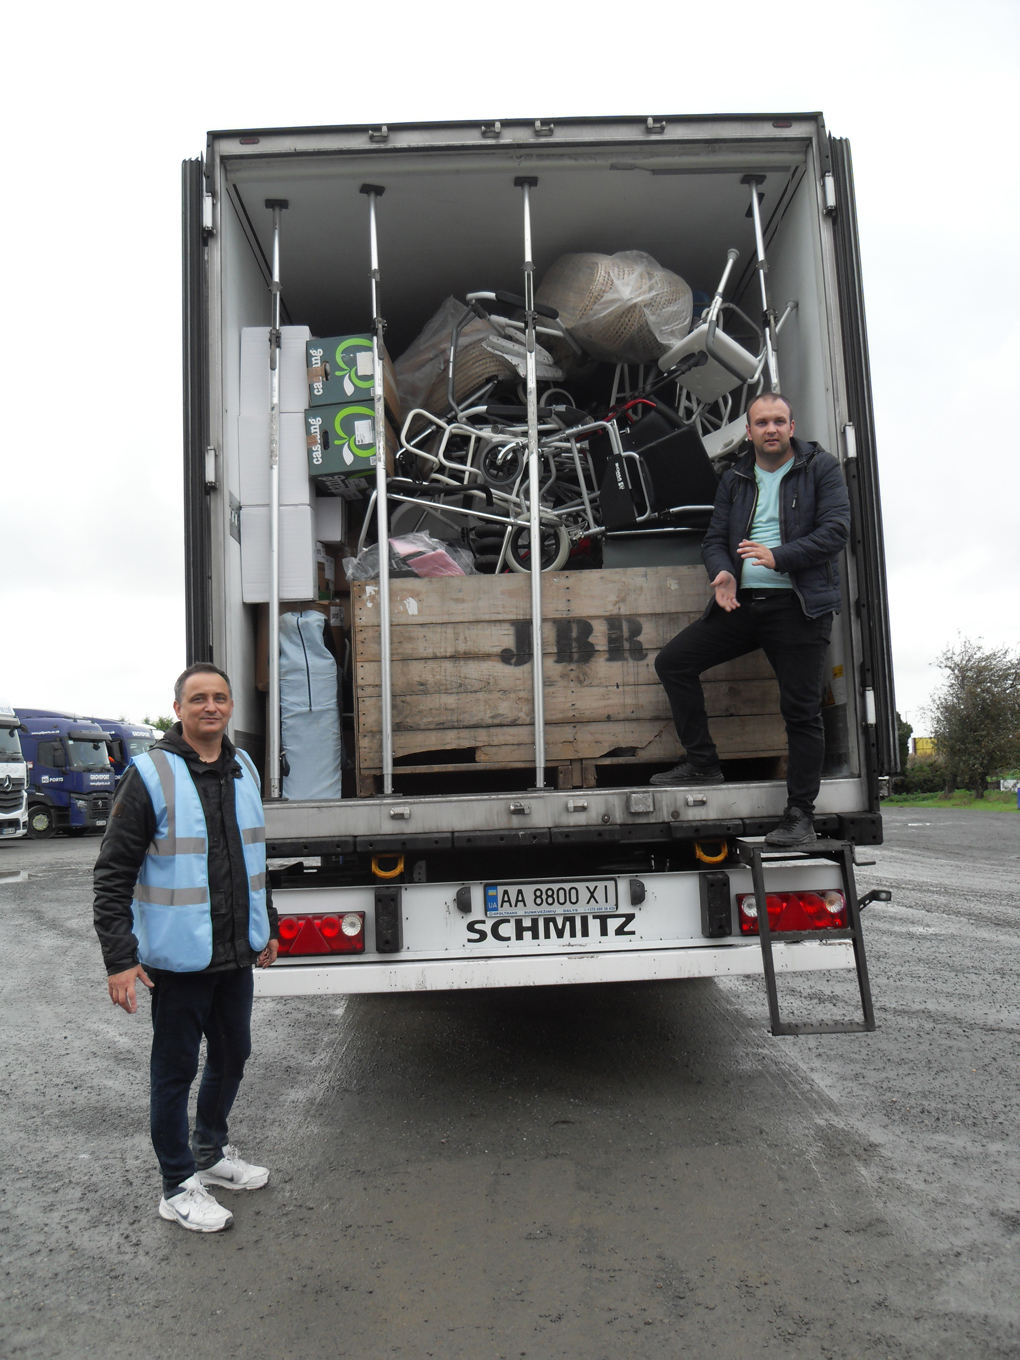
left=652, top=393, right=851, bottom=848
left=94, top=664, right=279, bottom=1232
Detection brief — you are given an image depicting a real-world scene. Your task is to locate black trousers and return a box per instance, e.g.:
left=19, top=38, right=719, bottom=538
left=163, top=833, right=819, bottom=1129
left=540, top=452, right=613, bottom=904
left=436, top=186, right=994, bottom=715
left=149, top=965, right=254, bottom=1196
left=654, top=592, right=833, bottom=813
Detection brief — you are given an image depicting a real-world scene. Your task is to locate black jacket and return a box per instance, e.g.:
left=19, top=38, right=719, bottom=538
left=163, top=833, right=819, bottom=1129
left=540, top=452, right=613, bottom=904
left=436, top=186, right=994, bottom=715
left=701, top=438, right=850, bottom=618
left=93, top=725, right=278, bottom=976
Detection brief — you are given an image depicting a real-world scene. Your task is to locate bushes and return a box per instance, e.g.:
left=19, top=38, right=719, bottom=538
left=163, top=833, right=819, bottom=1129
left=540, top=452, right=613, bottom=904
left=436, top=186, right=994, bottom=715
left=898, top=760, right=952, bottom=795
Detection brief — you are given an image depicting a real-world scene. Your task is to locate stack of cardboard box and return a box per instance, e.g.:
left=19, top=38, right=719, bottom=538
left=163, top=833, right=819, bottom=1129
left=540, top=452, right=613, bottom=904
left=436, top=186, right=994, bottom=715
left=304, top=334, right=401, bottom=494
left=244, top=330, right=403, bottom=691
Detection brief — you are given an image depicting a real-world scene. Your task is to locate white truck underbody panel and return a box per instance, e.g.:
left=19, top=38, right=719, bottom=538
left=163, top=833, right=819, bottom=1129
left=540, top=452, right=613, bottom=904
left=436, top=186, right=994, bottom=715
left=255, top=939, right=853, bottom=996
left=258, top=860, right=853, bottom=994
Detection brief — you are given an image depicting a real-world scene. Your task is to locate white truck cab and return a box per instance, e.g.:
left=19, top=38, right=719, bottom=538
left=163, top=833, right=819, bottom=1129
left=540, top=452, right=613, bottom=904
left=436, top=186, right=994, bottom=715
left=0, top=703, right=29, bottom=839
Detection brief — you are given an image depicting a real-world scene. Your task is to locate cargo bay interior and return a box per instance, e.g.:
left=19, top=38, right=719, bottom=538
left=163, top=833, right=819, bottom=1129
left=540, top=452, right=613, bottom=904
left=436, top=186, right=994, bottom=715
left=210, top=135, right=856, bottom=798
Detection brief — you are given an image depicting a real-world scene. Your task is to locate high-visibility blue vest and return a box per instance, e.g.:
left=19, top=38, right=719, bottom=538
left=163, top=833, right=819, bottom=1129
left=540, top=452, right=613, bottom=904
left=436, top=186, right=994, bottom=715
left=129, top=747, right=270, bottom=972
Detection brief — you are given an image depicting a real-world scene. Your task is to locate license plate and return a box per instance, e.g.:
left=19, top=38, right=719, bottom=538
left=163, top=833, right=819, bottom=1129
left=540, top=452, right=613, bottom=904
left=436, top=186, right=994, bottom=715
left=1, top=828, right=15, bottom=836
left=95, top=820, right=107, bottom=827
left=485, top=878, right=618, bottom=916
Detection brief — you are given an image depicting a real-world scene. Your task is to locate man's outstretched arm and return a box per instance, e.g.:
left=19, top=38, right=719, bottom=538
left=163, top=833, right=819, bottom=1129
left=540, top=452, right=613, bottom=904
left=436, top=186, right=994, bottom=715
left=702, top=472, right=740, bottom=584
left=94, top=767, right=156, bottom=1009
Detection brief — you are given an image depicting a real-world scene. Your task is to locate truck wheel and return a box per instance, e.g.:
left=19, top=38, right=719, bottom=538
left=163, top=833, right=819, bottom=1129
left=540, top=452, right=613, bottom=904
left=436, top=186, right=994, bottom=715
left=27, top=806, right=56, bottom=839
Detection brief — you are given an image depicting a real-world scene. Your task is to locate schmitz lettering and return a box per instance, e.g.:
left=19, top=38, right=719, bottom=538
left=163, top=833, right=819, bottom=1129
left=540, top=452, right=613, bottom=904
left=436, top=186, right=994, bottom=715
left=467, top=913, right=637, bottom=943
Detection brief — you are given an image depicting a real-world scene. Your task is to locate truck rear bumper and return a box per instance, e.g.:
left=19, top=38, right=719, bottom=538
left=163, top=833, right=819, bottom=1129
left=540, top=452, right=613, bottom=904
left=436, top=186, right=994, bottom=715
left=254, top=940, right=853, bottom=996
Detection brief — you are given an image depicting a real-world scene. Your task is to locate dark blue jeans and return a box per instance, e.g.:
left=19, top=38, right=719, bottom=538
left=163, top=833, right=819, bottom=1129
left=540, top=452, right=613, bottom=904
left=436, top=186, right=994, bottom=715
left=654, top=593, right=833, bottom=814
left=149, top=965, right=254, bottom=1196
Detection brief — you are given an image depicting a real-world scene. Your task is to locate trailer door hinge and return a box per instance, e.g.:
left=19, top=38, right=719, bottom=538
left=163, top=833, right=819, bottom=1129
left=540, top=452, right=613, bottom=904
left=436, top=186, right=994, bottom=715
left=368, top=125, right=389, bottom=143
left=646, top=116, right=666, bottom=134
left=202, top=193, right=215, bottom=235
left=843, top=422, right=857, bottom=460
left=204, top=446, right=218, bottom=490
left=823, top=173, right=837, bottom=216
left=863, top=688, right=877, bottom=726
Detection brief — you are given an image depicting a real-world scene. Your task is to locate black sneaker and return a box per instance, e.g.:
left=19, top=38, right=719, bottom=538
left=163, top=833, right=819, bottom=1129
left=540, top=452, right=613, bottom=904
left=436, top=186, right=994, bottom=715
left=649, top=761, right=725, bottom=787
left=764, top=807, right=816, bottom=848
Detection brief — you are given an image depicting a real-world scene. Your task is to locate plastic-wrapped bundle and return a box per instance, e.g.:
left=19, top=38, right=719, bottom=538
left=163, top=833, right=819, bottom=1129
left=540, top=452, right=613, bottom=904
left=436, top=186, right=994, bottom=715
left=394, top=297, right=561, bottom=418
left=342, top=532, right=477, bottom=582
left=279, top=611, right=343, bottom=801
left=536, top=251, right=693, bottom=364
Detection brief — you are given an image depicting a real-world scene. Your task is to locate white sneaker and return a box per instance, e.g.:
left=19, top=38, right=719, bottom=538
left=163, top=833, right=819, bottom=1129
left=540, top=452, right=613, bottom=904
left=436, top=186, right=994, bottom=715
left=159, top=1174, right=233, bottom=1233
left=197, top=1144, right=270, bottom=1191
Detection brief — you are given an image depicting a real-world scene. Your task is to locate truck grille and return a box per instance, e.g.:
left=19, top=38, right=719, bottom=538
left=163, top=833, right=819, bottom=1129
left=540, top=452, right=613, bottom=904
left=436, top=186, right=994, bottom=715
left=88, top=794, right=112, bottom=821
left=0, top=777, right=26, bottom=813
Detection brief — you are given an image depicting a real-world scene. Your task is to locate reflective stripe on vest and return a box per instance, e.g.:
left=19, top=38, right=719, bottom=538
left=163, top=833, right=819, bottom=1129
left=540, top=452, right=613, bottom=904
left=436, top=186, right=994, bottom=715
left=131, top=748, right=270, bottom=972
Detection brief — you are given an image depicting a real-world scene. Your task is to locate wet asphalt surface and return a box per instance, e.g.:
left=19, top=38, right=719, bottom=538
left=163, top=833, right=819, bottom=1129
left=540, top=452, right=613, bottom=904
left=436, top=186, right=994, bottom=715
left=0, top=807, right=1017, bottom=1360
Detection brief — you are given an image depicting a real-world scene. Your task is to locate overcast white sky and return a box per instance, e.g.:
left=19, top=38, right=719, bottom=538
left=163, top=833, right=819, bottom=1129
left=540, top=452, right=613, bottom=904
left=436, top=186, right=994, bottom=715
left=2, top=0, right=1017, bottom=732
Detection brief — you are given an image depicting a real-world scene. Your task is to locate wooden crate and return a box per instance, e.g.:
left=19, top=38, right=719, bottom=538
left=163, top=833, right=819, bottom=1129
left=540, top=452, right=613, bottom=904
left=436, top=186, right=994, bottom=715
left=352, top=567, right=785, bottom=795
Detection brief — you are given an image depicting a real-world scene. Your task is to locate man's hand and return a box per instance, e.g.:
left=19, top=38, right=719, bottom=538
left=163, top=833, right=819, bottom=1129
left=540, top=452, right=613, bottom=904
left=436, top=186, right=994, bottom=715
left=711, top=571, right=739, bottom=612
left=256, top=941, right=279, bottom=969
left=737, top=540, right=776, bottom=571
left=107, top=964, right=154, bottom=1014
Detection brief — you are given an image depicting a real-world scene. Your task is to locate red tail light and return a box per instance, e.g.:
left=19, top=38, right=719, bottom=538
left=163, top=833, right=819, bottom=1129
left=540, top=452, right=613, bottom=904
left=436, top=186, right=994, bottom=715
left=276, top=911, right=365, bottom=955
left=738, top=890, right=846, bottom=935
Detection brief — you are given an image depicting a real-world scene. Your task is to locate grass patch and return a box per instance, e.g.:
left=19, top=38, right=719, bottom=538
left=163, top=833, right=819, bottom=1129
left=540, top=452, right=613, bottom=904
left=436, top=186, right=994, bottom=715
left=884, top=789, right=1018, bottom=811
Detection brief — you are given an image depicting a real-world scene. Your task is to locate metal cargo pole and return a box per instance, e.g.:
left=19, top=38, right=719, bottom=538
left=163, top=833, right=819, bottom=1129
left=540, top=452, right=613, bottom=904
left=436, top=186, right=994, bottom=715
left=361, top=184, right=393, bottom=795
left=265, top=198, right=288, bottom=800
left=514, top=176, right=546, bottom=789
left=742, top=175, right=781, bottom=392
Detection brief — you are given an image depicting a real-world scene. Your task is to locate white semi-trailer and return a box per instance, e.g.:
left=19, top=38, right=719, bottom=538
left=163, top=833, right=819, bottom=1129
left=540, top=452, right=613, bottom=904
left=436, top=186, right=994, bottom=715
left=182, top=114, right=895, bottom=1032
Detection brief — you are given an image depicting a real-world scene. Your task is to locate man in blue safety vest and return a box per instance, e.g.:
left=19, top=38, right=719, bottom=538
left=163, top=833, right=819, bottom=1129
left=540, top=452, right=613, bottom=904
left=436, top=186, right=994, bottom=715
left=94, top=665, right=279, bottom=1233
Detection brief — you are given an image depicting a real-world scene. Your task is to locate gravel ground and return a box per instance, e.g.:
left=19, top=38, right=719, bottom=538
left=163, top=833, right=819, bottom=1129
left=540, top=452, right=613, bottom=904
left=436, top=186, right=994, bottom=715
left=0, top=807, right=1016, bottom=1359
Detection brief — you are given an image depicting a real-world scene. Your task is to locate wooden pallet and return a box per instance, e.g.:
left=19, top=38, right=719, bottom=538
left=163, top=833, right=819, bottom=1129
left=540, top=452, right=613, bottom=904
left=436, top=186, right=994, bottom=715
left=351, top=567, right=785, bottom=795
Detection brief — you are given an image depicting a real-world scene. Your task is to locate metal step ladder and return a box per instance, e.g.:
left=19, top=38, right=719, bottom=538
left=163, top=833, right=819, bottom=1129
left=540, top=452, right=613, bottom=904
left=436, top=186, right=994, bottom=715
left=734, top=838, right=881, bottom=1037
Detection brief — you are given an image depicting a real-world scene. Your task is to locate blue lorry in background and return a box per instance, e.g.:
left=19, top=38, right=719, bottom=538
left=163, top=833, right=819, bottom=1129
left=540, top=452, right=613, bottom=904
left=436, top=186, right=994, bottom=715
left=86, top=719, right=159, bottom=785
left=16, top=710, right=117, bottom=838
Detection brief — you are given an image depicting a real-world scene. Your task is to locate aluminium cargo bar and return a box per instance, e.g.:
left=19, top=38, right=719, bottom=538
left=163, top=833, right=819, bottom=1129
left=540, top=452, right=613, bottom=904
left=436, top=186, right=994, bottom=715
left=361, top=184, right=394, bottom=795
left=516, top=176, right=546, bottom=789
left=265, top=197, right=288, bottom=800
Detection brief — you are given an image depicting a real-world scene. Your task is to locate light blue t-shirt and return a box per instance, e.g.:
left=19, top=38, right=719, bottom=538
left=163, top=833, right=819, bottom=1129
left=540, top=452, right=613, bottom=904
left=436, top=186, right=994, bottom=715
left=740, top=459, right=794, bottom=590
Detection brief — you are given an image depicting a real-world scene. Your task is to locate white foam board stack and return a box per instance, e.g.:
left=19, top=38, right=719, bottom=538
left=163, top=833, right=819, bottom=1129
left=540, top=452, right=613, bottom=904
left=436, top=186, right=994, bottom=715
left=239, top=505, right=317, bottom=603
left=239, top=326, right=312, bottom=415
left=239, top=325, right=318, bottom=602
left=238, top=413, right=311, bottom=506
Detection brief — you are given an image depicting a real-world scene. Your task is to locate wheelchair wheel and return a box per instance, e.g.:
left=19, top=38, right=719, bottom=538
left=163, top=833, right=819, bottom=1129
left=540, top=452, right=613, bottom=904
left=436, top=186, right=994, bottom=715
left=479, top=443, right=525, bottom=490
left=505, top=523, right=570, bottom=573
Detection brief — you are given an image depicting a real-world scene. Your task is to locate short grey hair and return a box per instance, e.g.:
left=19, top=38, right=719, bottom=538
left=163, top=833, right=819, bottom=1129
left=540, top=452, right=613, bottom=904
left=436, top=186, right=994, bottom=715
left=746, top=391, right=793, bottom=422
left=174, top=663, right=232, bottom=705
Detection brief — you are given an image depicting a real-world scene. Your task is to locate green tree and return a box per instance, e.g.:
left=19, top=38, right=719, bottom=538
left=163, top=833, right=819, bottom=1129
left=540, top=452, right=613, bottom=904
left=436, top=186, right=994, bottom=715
left=896, top=711, right=913, bottom=772
left=927, top=640, right=1020, bottom=798
left=144, top=715, right=174, bottom=732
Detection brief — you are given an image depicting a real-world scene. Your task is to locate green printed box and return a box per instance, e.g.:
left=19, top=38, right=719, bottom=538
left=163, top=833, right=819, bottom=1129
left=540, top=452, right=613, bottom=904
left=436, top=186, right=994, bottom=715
left=306, top=335, right=401, bottom=424
left=305, top=404, right=395, bottom=485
